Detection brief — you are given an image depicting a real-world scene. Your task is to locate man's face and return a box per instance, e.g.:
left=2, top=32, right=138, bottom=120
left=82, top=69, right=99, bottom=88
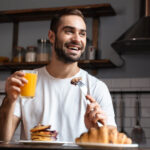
left=54, top=15, right=86, bottom=63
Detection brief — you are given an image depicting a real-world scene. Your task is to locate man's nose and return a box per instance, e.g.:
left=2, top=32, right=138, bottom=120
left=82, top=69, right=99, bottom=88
left=72, top=33, right=81, bottom=42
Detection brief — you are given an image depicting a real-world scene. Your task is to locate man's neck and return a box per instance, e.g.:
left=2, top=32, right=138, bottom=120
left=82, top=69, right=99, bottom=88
left=46, top=58, right=80, bottom=79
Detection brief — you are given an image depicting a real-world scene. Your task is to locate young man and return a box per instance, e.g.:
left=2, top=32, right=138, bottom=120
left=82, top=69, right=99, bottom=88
left=0, top=9, right=116, bottom=142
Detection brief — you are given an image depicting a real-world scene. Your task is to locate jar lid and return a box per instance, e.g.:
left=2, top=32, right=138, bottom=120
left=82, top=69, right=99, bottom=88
left=27, top=46, right=37, bottom=51
left=15, top=46, right=24, bottom=51
left=37, top=38, right=50, bottom=43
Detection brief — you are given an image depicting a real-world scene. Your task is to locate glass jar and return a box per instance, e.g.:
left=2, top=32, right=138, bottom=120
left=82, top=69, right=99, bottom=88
left=37, top=38, right=51, bottom=62
left=13, top=46, right=24, bottom=62
left=86, top=38, right=96, bottom=60
left=80, top=38, right=90, bottom=60
left=25, top=46, right=37, bottom=62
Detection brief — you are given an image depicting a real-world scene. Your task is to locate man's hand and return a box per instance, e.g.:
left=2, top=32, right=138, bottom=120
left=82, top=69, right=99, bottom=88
left=5, top=71, right=28, bottom=103
left=84, top=95, right=107, bottom=129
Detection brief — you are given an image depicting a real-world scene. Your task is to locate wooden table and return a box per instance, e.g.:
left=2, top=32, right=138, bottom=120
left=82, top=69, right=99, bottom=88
left=0, top=141, right=149, bottom=150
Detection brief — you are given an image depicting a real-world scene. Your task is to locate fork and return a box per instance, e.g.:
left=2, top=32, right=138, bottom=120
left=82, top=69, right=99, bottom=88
left=76, top=80, right=101, bottom=126
left=76, top=80, right=90, bottom=104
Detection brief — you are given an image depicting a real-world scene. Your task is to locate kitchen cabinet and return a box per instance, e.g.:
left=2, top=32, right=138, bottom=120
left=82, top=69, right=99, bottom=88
left=0, top=3, right=116, bottom=71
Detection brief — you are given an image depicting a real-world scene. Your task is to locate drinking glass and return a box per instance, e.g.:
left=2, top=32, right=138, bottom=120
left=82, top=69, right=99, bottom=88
left=20, top=70, right=38, bottom=98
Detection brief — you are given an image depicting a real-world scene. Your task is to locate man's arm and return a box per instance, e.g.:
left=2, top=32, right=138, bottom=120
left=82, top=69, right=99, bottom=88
left=0, top=71, right=27, bottom=141
left=0, top=96, right=20, bottom=141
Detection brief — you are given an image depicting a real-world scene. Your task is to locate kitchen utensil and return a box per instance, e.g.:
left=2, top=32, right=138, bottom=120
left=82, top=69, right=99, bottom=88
left=75, top=80, right=103, bottom=127
left=131, top=94, right=146, bottom=144
left=112, top=94, right=117, bottom=123
left=76, top=80, right=88, bottom=96
left=120, top=93, right=128, bottom=135
left=75, top=80, right=90, bottom=105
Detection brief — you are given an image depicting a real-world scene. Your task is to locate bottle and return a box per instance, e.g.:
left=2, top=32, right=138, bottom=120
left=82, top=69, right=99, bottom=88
left=25, top=46, right=37, bottom=62
left=87, top=38, right=96, bottom=60
left=13, top=46, right=24, bottom=62
left=87, top=45, right=96, bottom=60
left=37, top=38, right=51, bottom=62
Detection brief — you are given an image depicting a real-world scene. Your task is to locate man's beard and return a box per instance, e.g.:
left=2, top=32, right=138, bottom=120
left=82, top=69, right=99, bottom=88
left=54, top=38, right=84, bottom=64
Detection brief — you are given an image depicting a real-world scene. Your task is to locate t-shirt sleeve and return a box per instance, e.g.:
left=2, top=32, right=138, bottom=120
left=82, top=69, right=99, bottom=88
left=14, top=98, right=21, bottom=118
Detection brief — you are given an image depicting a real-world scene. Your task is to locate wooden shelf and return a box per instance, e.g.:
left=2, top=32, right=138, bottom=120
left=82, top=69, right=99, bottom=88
left=0, top=4, right=116, bottom=23
left=0, top=4, right=117, bottom=71
left=0, top=59, right=116, bottom=71
left=0, top=62, right=47, bottom=71
left=78, top=59, right=116, bottom=69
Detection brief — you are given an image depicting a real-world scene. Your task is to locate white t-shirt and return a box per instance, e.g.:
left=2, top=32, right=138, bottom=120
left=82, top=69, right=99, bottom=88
left=14, top=67, right=116, bottom=142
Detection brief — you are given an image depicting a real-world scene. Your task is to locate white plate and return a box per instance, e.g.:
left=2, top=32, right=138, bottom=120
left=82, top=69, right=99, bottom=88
left=77, top=142, right=138, bottom=149
left=18, top=140, right=66, bottom=145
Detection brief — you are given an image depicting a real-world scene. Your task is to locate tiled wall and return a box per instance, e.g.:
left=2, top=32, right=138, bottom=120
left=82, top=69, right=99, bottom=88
left=0, top=78, right=150, bottom=146
left=102, top=78, right=150, bottom=147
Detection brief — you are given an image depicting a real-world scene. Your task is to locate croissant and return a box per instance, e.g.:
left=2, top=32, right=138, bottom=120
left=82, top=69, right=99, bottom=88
left=75, top=125, right=132, bottom=144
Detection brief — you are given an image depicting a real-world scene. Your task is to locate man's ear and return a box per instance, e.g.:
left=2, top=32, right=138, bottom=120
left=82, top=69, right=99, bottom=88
left=48, top=30, right=55, bottom=44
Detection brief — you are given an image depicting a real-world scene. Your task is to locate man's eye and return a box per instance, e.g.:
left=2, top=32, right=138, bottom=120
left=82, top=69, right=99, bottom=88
left=65, top=30, right=73, bottom=34
left=80, top=32, right=86, bottom=37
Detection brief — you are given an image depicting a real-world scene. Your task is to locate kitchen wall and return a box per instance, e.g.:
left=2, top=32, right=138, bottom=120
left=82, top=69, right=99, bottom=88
left=1, top=0, right=150, bottom=79
left=103, top=77, right=150, bottom=147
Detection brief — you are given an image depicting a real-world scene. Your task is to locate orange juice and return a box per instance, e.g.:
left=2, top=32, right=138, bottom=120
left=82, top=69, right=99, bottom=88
left=21, top=72, right=38, bottom=98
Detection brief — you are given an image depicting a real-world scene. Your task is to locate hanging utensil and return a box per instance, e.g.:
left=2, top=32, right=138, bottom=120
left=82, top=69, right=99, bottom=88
left=112, top=93, right=117, bottom=123
left=131, top=94, right=146, bottom=144
left=120, top=93, right=128, bottom=135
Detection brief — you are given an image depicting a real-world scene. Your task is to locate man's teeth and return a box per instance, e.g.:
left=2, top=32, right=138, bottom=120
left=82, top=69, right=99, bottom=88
left=69, top=47, right=78, bottom=50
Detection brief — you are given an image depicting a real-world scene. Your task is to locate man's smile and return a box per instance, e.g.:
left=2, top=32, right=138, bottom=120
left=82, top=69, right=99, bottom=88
left=65, top=43, right=82, bottom=52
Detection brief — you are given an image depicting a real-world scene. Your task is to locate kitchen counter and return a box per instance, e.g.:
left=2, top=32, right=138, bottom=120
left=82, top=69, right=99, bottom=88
left=0, top=142, right=150, bottom=150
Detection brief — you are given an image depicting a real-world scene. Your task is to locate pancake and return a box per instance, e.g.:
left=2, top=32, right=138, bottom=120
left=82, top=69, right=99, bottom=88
left=30, top=124, right=51, bottom=132
left=30, top=124, right=57, bottom=141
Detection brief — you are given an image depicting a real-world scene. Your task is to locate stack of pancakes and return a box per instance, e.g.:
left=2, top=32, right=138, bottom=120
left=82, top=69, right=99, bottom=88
left=30, top=124, right=58, bottom=141
left=76, top=125, right=132, bottom=144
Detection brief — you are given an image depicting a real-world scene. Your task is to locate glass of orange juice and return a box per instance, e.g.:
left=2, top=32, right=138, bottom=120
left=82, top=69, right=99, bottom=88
left=20, top=70, right=38, bottom=98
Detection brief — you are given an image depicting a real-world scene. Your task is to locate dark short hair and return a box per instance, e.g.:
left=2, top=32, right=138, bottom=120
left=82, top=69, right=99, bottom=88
left=50, top=9, right=86, bottom=33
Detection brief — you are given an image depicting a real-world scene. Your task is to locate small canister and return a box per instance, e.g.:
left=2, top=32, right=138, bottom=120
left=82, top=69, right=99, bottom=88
left=37, top=38, right=51, bottom=62
left=87, top=45, right=96, bottom=60
left=25, top=46, right=37, bottom=62
left=13, top=46, right=24, bottom=62
left=80, top=38, right=89, bottom=60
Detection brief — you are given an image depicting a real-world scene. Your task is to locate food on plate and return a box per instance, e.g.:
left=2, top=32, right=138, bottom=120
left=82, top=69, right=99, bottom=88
left=30, top=124, right=51, bottom=132
left=75, top=125, right=132, bottom=144
left=71, top=77, right=82, bottom=85
left=30, top=124, right=58, bottom=141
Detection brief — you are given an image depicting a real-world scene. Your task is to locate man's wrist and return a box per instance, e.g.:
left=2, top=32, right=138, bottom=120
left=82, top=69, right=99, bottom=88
left=3, top=94, right=16, bottom=106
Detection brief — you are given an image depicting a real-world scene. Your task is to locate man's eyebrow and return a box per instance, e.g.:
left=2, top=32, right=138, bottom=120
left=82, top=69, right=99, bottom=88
left=63, top=26, right=86, bottom=32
